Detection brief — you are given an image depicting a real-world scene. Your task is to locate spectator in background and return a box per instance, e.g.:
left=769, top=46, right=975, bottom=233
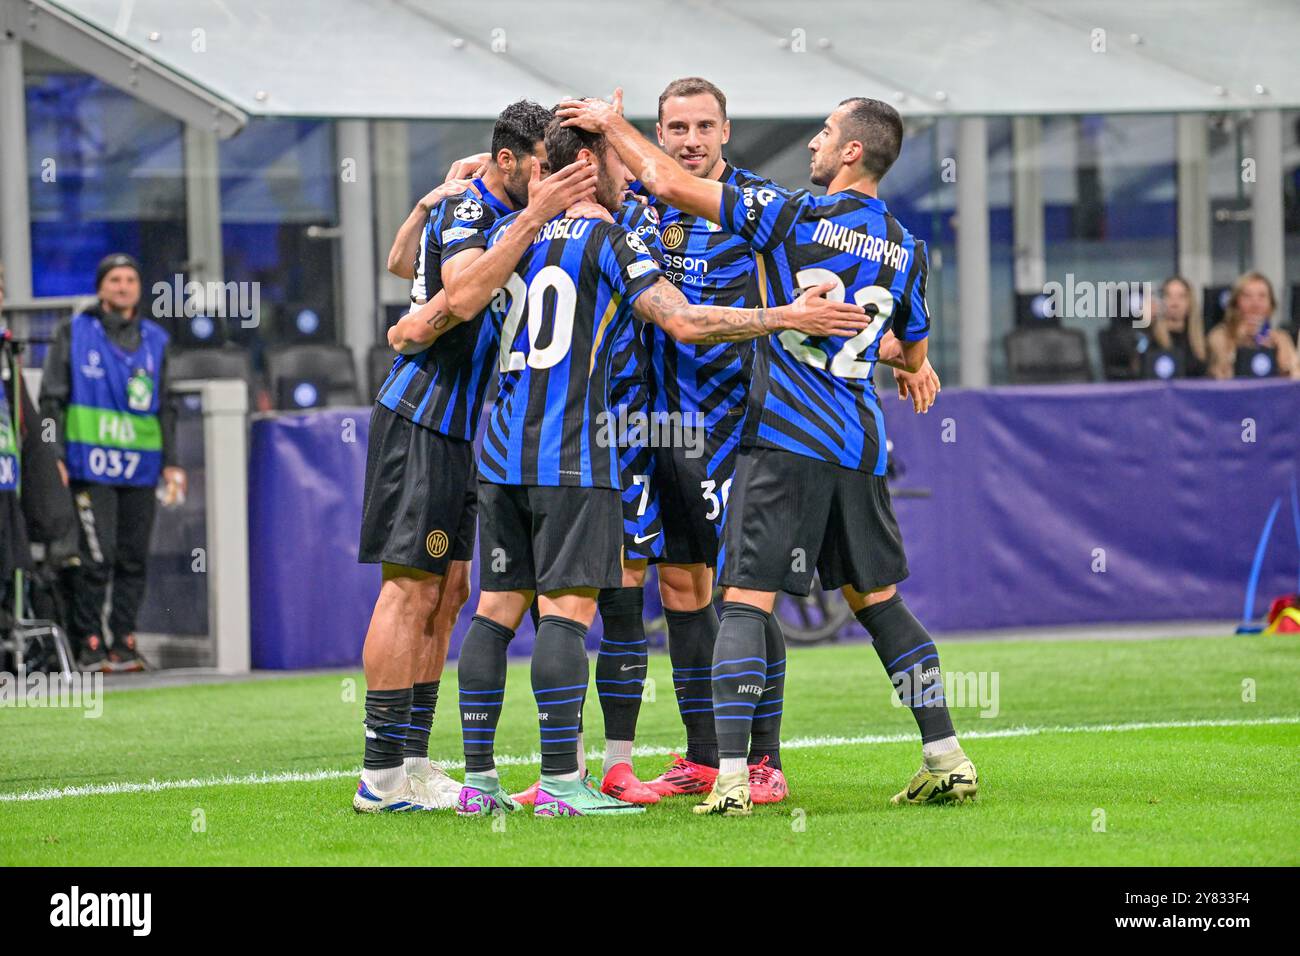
left=1151, top=276, right=1207, bottom=377
left=40, top=253, right=187, bottom=672
left=1207, top=271, right=1300, bottom=379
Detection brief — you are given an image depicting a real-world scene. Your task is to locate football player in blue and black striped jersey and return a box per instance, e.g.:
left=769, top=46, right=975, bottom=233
left=453, top=116, right=872, bottom=818
left=635, top=78, right=797, bottom=804
left=352, top=101, right=600, bottom=813
left=496, top=196, right=670, bottom=810
left=560, top=92, right=976, bottom=815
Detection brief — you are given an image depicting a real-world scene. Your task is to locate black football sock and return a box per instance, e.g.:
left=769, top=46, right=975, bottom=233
left=403, top=680, right=440, bottom=760
left=748, top=612, right=787, bottom=769
left=532, top=615, right=590, bottom=777
left=458, top=615, right=514, bottom=774
left=665, top=604, right=719, bottom=767
left=595, top=587, right=646, bottom=743
left=856, top=595, right=955, bottom=744
left=711, top=602, right=769, bottom=765
left=363, top=687, right=413, bottom=784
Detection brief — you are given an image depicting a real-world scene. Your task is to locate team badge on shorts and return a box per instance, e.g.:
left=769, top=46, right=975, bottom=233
left=453, top=198, right=483, bottom=222
left=426, top=529, right=449, bottom=558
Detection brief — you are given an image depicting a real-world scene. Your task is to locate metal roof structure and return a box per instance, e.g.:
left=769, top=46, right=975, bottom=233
left=5, top=0, right=1298, bottom=137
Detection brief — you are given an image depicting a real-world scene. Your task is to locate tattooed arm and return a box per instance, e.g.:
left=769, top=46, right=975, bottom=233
left=441, top=159, right=598, bottom=320
left=387, top=289, right=455, bottom=355
left=632, top=278, right=869, bottom=345
left=386, top=161, right=601, bottom=355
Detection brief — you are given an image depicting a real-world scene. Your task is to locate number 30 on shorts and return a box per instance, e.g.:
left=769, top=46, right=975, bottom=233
left=701, top=477, right=732, bottom=521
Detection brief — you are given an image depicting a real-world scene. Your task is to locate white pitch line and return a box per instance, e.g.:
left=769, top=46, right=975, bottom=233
left=2, top=715, right=1296, bottom=804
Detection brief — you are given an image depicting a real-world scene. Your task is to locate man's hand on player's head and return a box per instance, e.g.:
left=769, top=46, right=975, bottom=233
left=566, top=199, right=614, bottom=223
left=524, top=159, right=599, bottom=224
left=893, top=359, right=941, bottom=414
left=444, top=152, right=490, bottom=183
left=556, top=88, right=623, bottom=133
left=419, top=178, right=473, bottom=213
left=785, top=282, right=870, bottom=338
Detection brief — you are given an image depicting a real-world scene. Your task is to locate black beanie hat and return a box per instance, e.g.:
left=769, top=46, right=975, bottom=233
left=95, top=253, right=142, bottom=290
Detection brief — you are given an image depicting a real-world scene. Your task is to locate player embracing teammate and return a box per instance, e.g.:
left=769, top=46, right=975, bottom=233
left=353, top=101, right=600, bottom=812
left=587, top=79, right=799, bottom=805
left=558, top=90, right=978, bottom=815
left=452, top=115, right=870, bottom=817
left=355, top=86, right=979, bottom=819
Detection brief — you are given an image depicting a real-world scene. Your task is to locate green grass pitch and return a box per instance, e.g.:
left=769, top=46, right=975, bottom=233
left=2, top=634, right=1297, bottom=866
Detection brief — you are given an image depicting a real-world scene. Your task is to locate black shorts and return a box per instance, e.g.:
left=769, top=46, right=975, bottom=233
left=358, top=404, right=477, bottom=574
left=718, top=445, right=909, bottom=597
left=654, top=435, right=741, bottom=567
left=477, top=482, right=623, bottom=593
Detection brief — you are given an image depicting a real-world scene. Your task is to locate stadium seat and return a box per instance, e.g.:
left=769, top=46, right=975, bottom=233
left=1097, top=327, right=1144, bottom=381
left=1004, top=327, right=1092, bottom=384
left=1203, top=285, right=1232, bottom=329
left=264, top=343, right=361, bottom=409
left=368, top=343, right=399, bottom=402
left=168, top=313, right=229, bottom=350
left=169, top=344, right=258, bottom=408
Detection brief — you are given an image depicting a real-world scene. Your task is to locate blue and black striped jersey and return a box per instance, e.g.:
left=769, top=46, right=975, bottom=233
left=478, top=209, right=665, bottom=489
left=609, top=200, right=667, bottom=558
left=718, top=181, right=929, bottom=475
left=607, top=200, right=665, bottom=421
left=375, top=178, right=512, bottom=440
left=647, top=162, right=767, bottom=471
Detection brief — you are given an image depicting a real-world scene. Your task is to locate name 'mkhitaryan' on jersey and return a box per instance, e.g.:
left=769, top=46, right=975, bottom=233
left=374, top=179, right=510, bottom=440
left=477, top=207, right=664, bottom=489
left=717, top=179, right=929, bottom=476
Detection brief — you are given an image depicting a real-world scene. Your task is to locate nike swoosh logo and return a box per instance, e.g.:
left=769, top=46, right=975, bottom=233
left=633, top=531, right=660, bottom=544
left=906, top=784, right=929, bottom=800
left=620, top=663, right=647, bottom=672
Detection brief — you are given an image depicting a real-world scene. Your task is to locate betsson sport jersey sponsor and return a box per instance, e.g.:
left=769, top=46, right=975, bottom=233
left=717, top=180, right=930, bottom=476
left=477, top=208, right=664, bottom=488
left=375, top=179, right=511, bottom=440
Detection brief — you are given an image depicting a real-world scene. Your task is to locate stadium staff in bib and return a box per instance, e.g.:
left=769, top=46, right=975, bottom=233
left=40, top=253, right=186, bottom=672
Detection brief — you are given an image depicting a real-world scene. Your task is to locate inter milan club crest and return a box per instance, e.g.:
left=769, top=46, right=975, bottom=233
left=453, top=197, right=483, bottom=222
left=662, top=223, right=685, bottom=250
left=426, top=529, right=449, bottom=558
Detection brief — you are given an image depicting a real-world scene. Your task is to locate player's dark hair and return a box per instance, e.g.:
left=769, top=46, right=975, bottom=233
left=657, top=77, right=727, bottom=120
left=836, top=97, right=903, bottom=180
left=543, top=114, right=605, bottom=171
left=491, top=100, right=554, bottom=162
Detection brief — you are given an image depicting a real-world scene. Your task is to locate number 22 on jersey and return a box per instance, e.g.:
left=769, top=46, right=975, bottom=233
left=779, top=267, right=892, bottom=379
